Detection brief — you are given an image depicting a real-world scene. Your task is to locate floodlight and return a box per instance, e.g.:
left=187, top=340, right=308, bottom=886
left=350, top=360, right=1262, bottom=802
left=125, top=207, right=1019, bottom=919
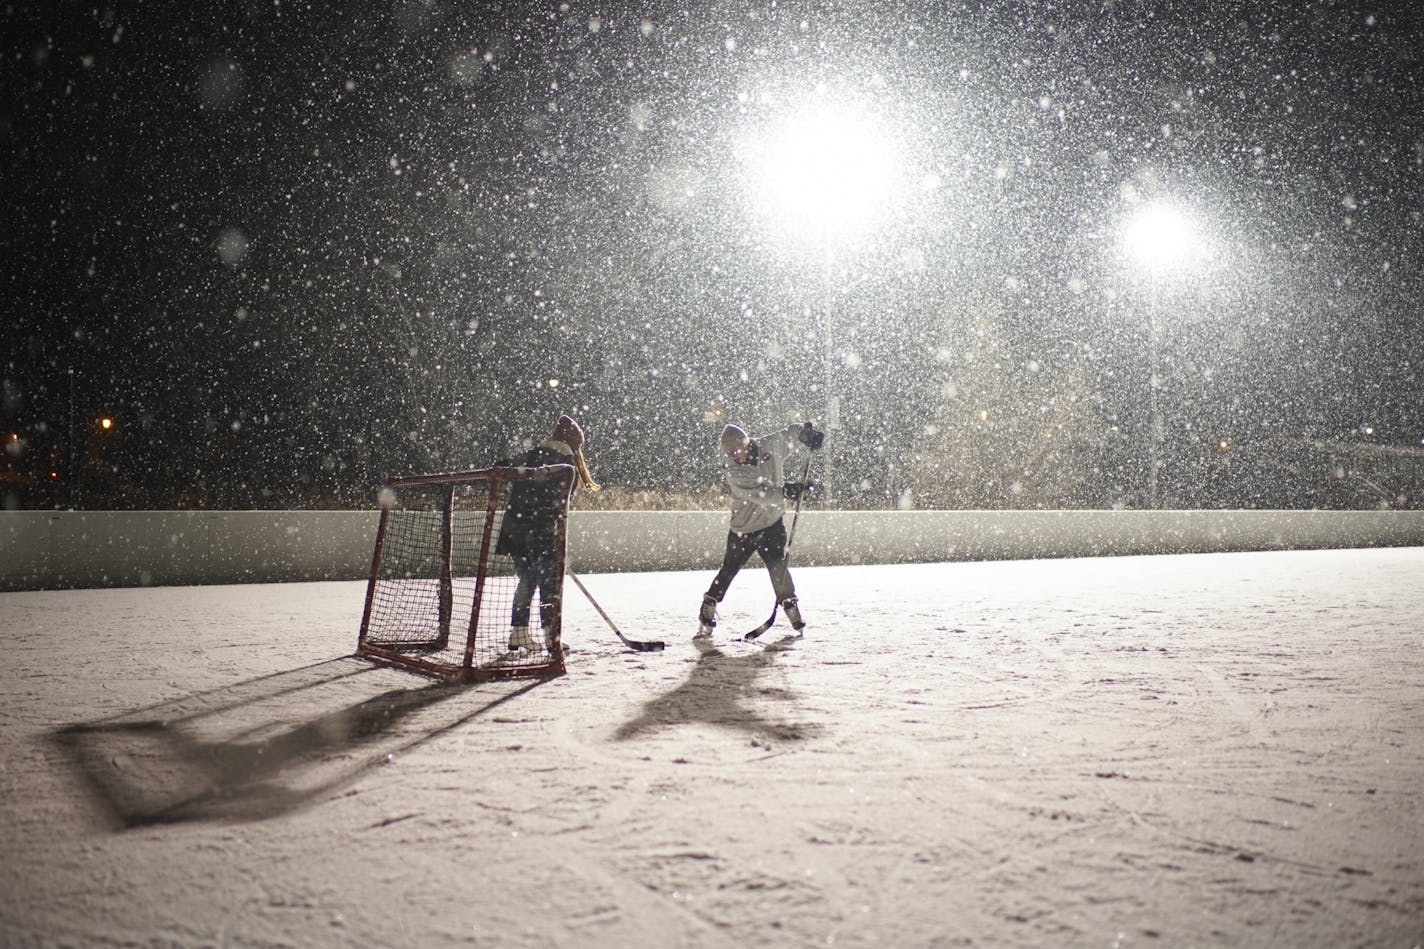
left=1122, top=201, right=1207, bottom=274
left=740, top=104, right=901, bottom=250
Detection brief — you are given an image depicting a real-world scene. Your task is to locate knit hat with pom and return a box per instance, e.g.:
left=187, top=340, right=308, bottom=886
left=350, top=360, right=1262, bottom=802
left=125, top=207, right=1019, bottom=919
left=551, top=414, right=584, bottom=451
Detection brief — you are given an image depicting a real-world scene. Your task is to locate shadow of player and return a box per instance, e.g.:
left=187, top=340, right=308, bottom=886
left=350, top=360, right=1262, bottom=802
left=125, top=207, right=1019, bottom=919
left=612, top=634, right=817, bottom=743
left=53, top=656, right=544, bottom=829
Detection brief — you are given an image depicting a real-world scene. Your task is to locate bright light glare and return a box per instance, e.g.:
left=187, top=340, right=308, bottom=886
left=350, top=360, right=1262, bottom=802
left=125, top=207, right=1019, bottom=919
left=1122, top=201, right=1209, bottom=274
left=741, top=106, right=900, bottom=249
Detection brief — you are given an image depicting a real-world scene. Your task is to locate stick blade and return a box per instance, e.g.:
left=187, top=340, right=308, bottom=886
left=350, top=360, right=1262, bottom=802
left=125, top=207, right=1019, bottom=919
left=741, top=607, right=778, bottom=642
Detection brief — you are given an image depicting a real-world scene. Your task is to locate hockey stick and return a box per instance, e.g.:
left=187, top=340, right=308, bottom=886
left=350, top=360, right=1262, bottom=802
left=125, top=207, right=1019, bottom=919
left=567, top=570, right=666, bottom=652
left=743, top=454, right=813, bottom=641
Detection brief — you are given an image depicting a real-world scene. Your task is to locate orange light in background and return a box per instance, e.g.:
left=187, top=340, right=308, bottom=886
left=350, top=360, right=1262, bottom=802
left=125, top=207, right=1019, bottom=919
left=99, top=417, right=114, bottom=430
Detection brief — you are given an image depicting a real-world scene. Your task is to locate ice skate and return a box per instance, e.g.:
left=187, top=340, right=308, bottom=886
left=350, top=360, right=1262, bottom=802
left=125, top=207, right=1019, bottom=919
left=543, top=626, right=562, bottom=654
left=696, top=594, right=718, bottom=639
left=508, top=626, right=538, bottom=650
left=781, top=596, right=806, bottom=633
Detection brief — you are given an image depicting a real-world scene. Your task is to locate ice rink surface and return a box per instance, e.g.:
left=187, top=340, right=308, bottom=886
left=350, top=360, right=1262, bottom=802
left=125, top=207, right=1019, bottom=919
left=2, top=547, right=1422, bottom=947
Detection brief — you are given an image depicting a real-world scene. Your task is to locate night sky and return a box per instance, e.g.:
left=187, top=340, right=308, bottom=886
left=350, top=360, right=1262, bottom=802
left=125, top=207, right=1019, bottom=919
left=4, top=1, right=1422, bottom=511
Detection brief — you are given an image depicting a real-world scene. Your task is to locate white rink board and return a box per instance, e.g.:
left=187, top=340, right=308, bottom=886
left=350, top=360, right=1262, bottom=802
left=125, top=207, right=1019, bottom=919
left=4, top=507, right=1424, bottom=590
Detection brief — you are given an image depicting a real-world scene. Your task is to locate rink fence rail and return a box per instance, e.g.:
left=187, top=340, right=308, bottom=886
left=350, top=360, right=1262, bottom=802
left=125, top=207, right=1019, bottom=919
left=3, top=508, right=1424, bottom=591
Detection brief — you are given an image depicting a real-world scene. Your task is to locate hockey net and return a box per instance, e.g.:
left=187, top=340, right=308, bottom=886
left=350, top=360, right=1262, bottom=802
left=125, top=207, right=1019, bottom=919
left=356, top=466, right=573, bottom=680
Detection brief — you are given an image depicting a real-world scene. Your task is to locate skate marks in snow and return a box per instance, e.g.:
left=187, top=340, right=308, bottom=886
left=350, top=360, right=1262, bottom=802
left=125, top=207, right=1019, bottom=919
left=53, top=656, right=545, bottom=828
left=5, top=553, right=1422, bottom=947
left=734, top=555, right=1424, bottom=944
left=921, top=593, right=1424, bottom=941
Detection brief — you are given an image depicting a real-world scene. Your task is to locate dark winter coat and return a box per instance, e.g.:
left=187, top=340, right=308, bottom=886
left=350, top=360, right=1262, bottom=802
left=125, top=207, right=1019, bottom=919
left=494, top=442, right=577, bottom=560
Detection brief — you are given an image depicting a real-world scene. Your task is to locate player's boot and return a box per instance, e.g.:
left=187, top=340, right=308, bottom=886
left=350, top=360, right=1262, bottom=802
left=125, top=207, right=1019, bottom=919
left=781, top=596, right=806, bottom=632
left=508, top=626, right=537, bottom=650
left=696, top=594, right=718, bottom=638
left=542, top=625, right=560, bottom=654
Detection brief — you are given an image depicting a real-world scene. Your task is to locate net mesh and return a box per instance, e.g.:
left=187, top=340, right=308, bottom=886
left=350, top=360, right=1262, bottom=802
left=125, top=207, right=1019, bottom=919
left=358, top=469, right=570, bottom=680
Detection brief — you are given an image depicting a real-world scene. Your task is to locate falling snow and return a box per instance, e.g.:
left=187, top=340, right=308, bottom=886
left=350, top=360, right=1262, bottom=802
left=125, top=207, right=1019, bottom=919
left=3, top=4, right=1422, bottom=513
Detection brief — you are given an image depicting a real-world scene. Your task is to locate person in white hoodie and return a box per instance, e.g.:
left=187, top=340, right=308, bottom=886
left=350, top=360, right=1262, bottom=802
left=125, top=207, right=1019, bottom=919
left=697, top=420, right=823, bottom=637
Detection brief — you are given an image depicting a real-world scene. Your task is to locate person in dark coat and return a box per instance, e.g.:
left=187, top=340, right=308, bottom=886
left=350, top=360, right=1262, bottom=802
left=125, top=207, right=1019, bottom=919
left=495, top=414, right=598, bottom=650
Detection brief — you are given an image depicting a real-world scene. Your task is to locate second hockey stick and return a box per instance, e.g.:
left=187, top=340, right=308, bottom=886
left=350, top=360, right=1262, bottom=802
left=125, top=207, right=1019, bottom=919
left=567, top=570, right=666, bottom=652
left=743, top=454, right=813, bottom=642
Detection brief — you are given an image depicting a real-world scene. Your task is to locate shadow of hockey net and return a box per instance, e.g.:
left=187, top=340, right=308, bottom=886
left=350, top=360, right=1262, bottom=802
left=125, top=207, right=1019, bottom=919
left=356, top=466, right=572, bottom=681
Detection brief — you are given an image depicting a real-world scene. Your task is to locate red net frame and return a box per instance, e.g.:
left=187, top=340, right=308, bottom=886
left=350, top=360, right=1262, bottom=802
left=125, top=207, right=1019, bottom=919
left=356, top=465, right=573, bottom=681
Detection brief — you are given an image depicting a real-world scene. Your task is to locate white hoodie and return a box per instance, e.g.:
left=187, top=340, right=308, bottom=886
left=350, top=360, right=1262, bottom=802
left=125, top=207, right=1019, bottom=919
left=722, top=424, right=803, bottom=534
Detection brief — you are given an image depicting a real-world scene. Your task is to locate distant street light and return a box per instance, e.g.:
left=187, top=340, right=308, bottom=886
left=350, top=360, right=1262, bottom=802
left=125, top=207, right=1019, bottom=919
left=1121, top=200, right=1211, bottom=508
left=739, top=97, right=905, bottom=500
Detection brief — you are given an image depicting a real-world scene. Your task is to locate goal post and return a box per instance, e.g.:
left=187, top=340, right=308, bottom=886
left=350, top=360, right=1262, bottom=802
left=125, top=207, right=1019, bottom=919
left=357, top=465, right=574, bottom=681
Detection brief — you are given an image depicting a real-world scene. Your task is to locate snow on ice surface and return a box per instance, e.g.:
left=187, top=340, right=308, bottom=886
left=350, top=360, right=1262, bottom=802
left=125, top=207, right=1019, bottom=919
left=2, top=548, right=1422, bottom=947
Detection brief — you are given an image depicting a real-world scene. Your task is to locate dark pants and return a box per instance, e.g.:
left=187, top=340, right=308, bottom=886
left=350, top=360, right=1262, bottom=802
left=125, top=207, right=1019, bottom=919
left=705, top=519, right=796, bottom=604
left=510, top=553, right=557, bottom=628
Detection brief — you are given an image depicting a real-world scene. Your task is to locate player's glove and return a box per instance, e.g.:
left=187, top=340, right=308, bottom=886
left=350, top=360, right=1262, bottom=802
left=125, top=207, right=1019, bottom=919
left=797, top=421, right=825, bottom=450
left=783, top=480, right=820, bottom=501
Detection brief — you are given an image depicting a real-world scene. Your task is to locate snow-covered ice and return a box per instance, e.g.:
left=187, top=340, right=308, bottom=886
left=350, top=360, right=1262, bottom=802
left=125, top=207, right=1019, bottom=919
left=2, top=548, right=1421, bottom=947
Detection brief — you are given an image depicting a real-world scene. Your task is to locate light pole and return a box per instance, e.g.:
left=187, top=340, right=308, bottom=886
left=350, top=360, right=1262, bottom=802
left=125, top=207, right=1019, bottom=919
left=818, top=233, right=838, bottom=498
left=67, top=367, right=78, bottom=509
left=739, top=101, right=902, bottom=501
left=1121, top=200, right=1208, bottom=508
